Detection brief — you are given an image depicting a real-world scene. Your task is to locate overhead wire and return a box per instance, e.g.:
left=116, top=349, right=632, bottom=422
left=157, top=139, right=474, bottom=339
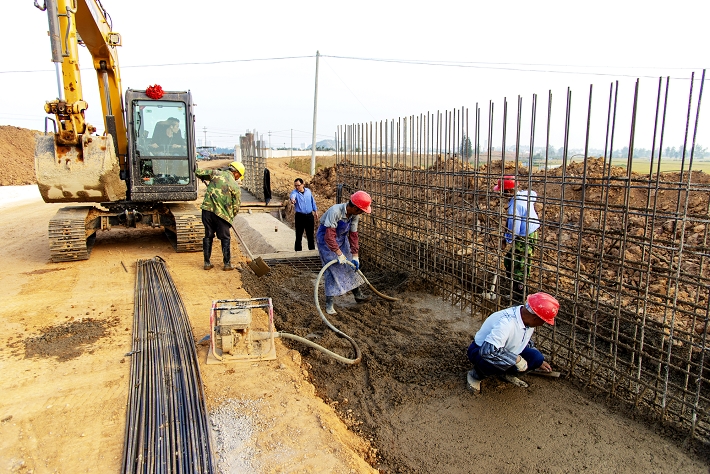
left=322, top=57, right=376, bottom=121
left=3, top=53, right=705, bottom=79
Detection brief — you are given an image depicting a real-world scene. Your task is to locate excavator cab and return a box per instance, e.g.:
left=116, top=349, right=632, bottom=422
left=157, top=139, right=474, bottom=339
left=125, top=89, right=198, bottom=202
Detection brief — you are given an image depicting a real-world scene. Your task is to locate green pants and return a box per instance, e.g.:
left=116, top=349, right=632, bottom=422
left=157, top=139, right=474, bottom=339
left=504, top=231, right=537, bottom=283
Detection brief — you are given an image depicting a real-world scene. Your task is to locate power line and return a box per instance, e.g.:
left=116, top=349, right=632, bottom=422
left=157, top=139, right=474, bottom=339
left=2, top=53, right=705, bottom=80
left=321, top=55, right=705, bottom=80
left=322, top=57, right=376, bottom=121
left=0, top=55, right=315, bottom=74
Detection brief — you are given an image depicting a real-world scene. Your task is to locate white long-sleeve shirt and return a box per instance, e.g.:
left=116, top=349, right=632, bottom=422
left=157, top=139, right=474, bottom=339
left=505, top=190, right=540, bottom=244
left=474, top=305, right=534, bottom=368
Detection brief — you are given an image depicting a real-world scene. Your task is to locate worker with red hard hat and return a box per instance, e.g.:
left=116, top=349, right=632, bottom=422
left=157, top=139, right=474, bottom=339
left=466, top=292, right=559, bottom=392
left=495, top=175, right=540, bottom=303
left=316, top=190, right=373, bottom=315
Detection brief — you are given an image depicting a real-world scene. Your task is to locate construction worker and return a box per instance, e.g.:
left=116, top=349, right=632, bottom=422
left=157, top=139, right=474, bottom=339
left=290, top=178, right=319, bottom=251
left=196, top=161, right=244, bottom=271
left=316, top=191, right=373, bottom=315
left=466, top=292, right=559, bottom=392
left=495, top=175, right=540, bottom=303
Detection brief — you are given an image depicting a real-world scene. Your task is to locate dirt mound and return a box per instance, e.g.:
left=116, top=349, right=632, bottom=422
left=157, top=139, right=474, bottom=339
left=0, top=125, right=38, bottom=186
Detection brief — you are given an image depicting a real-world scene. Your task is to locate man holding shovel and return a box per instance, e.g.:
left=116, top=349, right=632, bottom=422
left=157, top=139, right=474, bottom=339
left=495, top=175, right=540, bottom=303
left=196, top=161, right=243, bottom=271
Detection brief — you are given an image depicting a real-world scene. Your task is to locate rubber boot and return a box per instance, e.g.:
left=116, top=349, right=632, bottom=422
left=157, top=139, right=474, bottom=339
left=203, top=238, right=214, bottom=270
left=352, top=286, right=372, bottom=303
left=222, top=240, right=234, bottom=271
left=467, top=368, right=482, bottom=392
left=325, top=296, right=336, bottom=315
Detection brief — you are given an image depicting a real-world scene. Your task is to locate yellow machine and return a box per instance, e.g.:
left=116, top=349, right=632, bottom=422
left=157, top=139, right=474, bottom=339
left=34, top=0, right=202, bottom=261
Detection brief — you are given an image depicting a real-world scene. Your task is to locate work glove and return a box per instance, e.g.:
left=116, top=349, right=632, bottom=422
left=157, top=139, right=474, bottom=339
left=337, top=253, right=347, bottom=265
left=515, top=356, right=528, bottom=372
left=351, top=256, right=360, bottom=271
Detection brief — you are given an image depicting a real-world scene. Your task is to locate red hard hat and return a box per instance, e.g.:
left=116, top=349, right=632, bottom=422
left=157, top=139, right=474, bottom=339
left=525, top=292, right=560, bottom=325
left=493, top=175, right=516, bottom=192
left=350, top=191, right=372, bottom=214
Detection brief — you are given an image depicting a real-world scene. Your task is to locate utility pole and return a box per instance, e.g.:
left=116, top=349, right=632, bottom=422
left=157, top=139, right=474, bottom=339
left=203, top=127, right=207, bottom=148
left=310, top=50, right=320, bottom=176
left=290, top=129, right=293, bottom=161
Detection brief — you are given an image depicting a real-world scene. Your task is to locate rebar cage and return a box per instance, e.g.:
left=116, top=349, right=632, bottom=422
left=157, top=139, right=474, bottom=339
left=239, top=131, right=267, bottom=200
left=335, top=71, right=709, bottom=444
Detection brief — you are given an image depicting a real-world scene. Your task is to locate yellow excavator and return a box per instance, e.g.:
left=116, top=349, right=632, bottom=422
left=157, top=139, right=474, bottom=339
left=34, top=0, right=203, bottom=262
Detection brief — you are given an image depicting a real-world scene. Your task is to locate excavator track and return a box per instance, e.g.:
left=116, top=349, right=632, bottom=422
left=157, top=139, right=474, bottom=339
left=169, top=203, right=204, bottom=252
left=48, top=207, right=94, bottom=262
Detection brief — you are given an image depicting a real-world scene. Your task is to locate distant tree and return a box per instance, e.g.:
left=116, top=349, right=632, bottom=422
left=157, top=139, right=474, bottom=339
left=460, top=135, right=473, bottom=158
left=693, top=144, right=708, bottom=158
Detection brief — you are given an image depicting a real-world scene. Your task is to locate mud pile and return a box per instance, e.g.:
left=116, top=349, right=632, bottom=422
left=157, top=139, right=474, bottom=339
left=0, top=125, right=38, bottom=186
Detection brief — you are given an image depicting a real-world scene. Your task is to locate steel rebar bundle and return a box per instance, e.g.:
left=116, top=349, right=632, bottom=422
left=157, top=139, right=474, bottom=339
left=122, top=257, right=214, bottom=474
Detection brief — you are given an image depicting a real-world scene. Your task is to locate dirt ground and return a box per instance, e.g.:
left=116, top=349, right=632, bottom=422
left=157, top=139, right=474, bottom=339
left=0, top=127, right=708, bottom=473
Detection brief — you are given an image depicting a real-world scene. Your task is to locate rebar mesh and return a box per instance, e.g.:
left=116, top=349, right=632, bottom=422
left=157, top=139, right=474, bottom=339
left=335, top=72, right=709, bottom=444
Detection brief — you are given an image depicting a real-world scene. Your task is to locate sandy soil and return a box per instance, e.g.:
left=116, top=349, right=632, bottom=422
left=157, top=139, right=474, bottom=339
left=0, top=128, right=708, bottom=473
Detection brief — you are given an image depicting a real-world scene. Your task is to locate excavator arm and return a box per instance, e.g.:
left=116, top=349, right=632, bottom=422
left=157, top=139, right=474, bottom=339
left=36, top=0, right=126, bottom=162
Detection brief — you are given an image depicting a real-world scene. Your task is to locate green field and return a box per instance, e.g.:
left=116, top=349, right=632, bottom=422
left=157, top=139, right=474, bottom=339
left=536, top=157, right=710, bottom=174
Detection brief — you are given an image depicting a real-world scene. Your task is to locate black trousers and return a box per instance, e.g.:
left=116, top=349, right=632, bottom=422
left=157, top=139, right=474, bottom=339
left=294, top=212, right=315, bottom=251
left=202, top=210, right=231, bottom=242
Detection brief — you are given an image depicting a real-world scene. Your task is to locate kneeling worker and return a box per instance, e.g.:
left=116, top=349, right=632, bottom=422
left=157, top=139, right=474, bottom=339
left=466, top=292, right=559, bottom=392
left=316, top=191, right=373, bottom=315
left=196, top=161, right=244, bottom=271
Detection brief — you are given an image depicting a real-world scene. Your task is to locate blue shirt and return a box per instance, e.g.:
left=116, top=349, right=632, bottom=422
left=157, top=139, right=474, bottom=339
left=289, top=187, right=317, bottom=214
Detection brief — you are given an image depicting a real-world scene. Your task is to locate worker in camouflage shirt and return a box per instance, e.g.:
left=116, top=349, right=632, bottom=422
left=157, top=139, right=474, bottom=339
left=196, top=161, right=244, bottom=271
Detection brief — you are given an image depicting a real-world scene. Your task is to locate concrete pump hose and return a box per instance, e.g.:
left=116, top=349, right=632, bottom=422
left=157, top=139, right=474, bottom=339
left=313, top=259, right=363, bottom=365
left=275, top=332, right=360, bottom=365
left=356, top=268, right=399, bottom=302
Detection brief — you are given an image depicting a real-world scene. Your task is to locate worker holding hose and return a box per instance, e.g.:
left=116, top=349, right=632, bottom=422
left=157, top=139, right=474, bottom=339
left=466, top=292, right=559, bottom=392
left=316, top=191, right=373, bottom=315
left=196, top=161, right=244, bottom=271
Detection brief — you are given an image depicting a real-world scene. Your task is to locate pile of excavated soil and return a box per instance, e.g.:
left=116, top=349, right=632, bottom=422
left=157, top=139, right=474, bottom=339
left=0, top=125, right=38, bottom=186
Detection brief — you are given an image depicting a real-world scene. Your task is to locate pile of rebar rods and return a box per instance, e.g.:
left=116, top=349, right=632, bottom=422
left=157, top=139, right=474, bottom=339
left=122, top=257, right=214, bottom=474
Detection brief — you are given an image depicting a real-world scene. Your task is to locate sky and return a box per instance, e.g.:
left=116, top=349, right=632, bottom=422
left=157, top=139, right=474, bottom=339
left=1, top=0, right=707, bottom=152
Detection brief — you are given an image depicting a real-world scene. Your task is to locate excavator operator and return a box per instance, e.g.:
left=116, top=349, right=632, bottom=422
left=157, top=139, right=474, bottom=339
left=150, top=117, right=186, bottom=155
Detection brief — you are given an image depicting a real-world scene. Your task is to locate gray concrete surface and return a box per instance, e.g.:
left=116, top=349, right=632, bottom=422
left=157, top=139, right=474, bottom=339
left=235, top=188, right=319, bottom=261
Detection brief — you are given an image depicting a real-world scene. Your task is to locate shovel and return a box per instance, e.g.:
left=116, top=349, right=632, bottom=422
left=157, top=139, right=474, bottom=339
left=247, top=256, right=270, bottom=277
left=229, top=223, right=271, bottom=277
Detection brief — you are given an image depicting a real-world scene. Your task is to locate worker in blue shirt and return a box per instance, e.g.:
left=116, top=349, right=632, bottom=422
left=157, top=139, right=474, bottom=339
left=466, top=292, right=559, bottom=392
left=289, top=178, right=319, bottom=251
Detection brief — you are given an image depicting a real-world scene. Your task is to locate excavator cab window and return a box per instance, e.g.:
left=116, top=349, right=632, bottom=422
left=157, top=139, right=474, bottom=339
left=133, top=101, right=190, bottom=186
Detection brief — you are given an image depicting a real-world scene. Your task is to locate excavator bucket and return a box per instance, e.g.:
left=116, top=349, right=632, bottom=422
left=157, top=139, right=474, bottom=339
left=35, top=133, right=126, bottom=203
